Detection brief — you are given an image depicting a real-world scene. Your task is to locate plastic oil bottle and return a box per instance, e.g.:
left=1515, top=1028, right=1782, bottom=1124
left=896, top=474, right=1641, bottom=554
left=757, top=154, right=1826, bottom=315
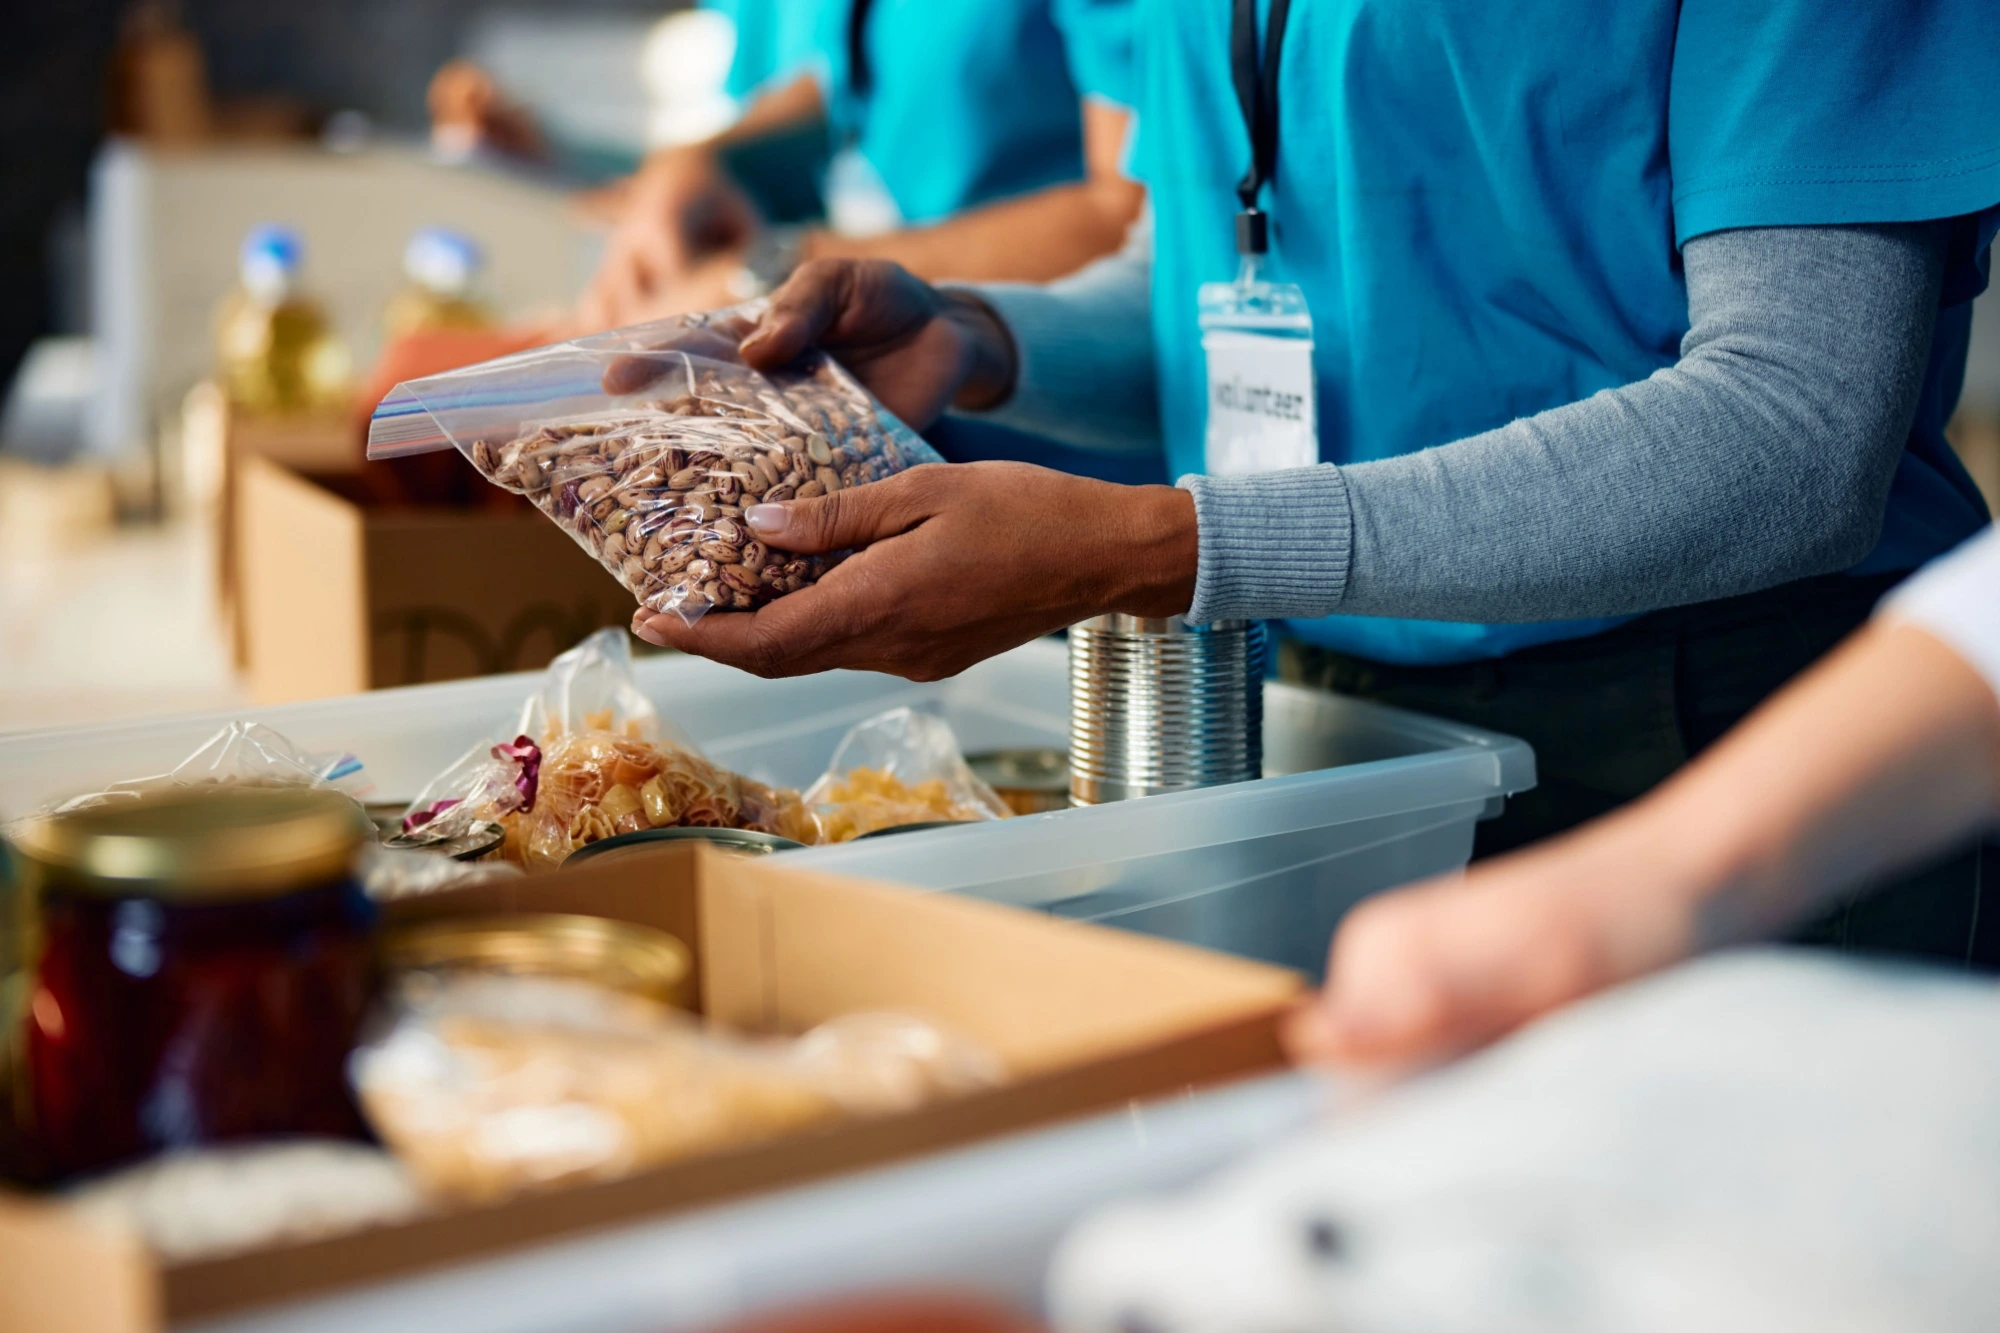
left=381, top=227, right=494, bottom=340
left=214, top=225, right=351, bottom=414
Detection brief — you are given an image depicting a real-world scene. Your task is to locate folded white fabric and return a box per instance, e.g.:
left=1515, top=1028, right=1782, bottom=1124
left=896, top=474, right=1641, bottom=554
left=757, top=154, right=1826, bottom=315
left=1049, top=950, right=2000, bottom=1333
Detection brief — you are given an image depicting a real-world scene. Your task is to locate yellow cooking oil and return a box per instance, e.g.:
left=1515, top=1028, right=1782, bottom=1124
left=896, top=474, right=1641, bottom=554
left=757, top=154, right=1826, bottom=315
left=215, top=225, right=351, bottom=414
left=381, top=227, right=494, bottom=340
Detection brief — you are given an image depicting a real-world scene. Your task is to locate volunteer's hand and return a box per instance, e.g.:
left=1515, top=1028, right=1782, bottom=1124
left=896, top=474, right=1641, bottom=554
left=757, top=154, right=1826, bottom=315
left=736, top=258, right=1019, bottom=428
left=1285, top=822, right=1704, bottom=1071
left=579, top=147, right=761, bottom=331
left=630, top=461, right=1198, bottom=680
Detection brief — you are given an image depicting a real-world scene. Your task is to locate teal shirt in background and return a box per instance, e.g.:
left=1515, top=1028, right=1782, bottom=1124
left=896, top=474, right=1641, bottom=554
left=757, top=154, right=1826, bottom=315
left=819, top=0, right=1136, bottom=223
left=1133, top=0, right=2000, bottom=667
left=702, top=0, right=825, bottom=100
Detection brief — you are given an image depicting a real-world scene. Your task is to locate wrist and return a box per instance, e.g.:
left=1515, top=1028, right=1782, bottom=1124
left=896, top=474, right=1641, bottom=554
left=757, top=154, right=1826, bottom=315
left=936, top=288, right=1018, bottom=412
left=1105, top=485, right=1199, bottom=619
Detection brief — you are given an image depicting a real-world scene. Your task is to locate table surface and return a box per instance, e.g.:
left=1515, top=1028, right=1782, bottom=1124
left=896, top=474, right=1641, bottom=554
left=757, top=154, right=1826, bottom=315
left=0, top=515, right=244, bottom=734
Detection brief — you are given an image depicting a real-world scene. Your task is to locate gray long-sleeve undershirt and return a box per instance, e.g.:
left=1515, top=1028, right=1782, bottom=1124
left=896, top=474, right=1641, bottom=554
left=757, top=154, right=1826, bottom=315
left=964, top=221, right=1948, bottom=625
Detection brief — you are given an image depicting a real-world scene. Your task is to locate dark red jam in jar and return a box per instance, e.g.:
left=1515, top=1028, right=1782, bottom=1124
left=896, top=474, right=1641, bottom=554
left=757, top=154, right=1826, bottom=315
left=4, top=788, right=378, bottom=1183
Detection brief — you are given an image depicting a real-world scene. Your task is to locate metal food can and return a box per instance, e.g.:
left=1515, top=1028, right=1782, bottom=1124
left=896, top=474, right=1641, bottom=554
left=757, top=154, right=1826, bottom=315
left=965, top=748, right=1072, bottom=815
left=381, top=912, right=692, bottom=1008
left=563, top=826, right=805, bottom=865
left=1068, top=615, right=1266, bottom=804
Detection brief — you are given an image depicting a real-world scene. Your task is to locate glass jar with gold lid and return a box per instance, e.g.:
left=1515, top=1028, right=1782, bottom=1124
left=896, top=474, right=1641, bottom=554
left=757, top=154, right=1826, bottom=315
left=3, top=787, right=378, bottom=1183
left=382, top=913, right=692, bottom=1009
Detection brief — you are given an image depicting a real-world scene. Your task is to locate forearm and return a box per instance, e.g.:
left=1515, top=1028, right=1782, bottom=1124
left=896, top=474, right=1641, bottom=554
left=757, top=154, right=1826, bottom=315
left=799, top=98, right=1140, bottom=283
left=1183, top=222, right=1948, bottom=624
left=800, top=176, right=1144, bottom=282
left=1610, top=620, right=2000, bottom=944
left=717, top=71, right=825, bottom=145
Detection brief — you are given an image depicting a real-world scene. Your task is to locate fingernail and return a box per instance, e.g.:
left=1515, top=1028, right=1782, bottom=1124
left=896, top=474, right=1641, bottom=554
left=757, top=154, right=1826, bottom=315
left=745, top=504, right=788, bottom=535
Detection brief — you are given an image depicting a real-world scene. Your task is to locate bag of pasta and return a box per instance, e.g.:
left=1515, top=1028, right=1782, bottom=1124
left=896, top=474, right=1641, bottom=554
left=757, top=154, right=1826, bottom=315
left=365, top=303, right=942, bottom=624
left=398, top=630, right=811, bottom=869
left=803, top=708, right=1011, bottom=843
left=351, top=972, right=1005, bottom=1204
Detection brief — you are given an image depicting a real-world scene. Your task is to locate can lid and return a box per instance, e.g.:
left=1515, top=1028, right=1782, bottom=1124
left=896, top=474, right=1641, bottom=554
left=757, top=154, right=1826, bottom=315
left=564, top=826, right=805, bottom=864
left=852, top=819, right=973, bottom=840
left=382, top=913, right=692, bottom=1006
left=12, top=787, right=373, bottom=901
left=967, top=748, right=1070, bottom=792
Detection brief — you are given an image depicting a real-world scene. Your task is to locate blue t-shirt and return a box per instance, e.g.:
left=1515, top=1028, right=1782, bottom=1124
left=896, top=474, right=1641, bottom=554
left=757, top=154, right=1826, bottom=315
left=818, top=0, right=1136, bottom=223
left=702, top=0, right=823, bottom=100
left=1132, top=0, right=2000, bottom=666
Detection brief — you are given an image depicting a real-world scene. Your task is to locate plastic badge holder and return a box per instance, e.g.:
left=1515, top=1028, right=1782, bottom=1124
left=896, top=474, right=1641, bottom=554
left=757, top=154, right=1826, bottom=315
left=1198, top=271, right=1317, bottom=477
left=366, top=304, right=941, bottom=624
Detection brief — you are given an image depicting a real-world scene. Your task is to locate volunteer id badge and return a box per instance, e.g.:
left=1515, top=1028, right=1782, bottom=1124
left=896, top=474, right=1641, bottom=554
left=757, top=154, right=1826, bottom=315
left=1199, top=275, right=1317, bottom=476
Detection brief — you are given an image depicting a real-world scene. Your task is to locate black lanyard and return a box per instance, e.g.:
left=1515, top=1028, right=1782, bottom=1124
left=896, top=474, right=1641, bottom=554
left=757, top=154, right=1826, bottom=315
left=1231, top=0, right=1295, bottom=256
left=849, top=0, right=877, bottom=98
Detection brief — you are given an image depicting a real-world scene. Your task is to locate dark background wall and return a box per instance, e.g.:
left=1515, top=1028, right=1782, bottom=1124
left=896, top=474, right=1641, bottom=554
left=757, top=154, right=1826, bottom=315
left=180, top=0, right=669, bottom=132
left=0, top=0, right=673, bottom=396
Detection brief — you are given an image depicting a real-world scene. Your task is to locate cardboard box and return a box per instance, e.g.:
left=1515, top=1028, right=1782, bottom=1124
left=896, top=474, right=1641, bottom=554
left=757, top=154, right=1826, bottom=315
left=235, top=453, right=635, bottom=704
left=0, top=846, right=1303, bottom=1330
left=183, top=385, right=364, bottom=669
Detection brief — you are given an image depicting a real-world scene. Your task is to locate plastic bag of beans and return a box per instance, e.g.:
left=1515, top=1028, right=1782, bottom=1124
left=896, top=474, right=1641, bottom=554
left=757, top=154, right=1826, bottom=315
left=366, top=304, right=940, bottom=623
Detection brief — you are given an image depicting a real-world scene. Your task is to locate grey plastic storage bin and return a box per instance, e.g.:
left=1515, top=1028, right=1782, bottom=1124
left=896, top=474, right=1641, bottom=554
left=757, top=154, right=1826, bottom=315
left=0, top=640, right=1531, bottom=977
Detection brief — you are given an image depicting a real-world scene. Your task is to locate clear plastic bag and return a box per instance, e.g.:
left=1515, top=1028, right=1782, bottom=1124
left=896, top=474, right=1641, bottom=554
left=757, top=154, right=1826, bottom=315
left=36, top=721, right=371, bottom=816
left=350, top=972, right=1003, bottom=1203
left=398, top=629, right=812, bottom=868
left=12, top=721, right=506, bottom=900
left=366, top=304, right=942, bottom=624
left=803, top=707, right=1011, bottom=842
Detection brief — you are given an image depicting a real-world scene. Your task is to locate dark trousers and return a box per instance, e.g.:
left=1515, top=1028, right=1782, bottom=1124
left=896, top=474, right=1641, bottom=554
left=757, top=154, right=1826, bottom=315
left=1280, top=571, right=1994, bottom=970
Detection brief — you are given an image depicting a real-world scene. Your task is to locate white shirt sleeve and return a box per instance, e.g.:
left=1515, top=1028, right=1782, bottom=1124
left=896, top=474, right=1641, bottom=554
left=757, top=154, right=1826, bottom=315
left=1879, top=525, right=2000, bottom=701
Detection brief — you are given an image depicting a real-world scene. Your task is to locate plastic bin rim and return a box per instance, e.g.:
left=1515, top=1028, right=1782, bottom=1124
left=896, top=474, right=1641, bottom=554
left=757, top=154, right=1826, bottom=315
left=789, top=742, right=1530, bottom=880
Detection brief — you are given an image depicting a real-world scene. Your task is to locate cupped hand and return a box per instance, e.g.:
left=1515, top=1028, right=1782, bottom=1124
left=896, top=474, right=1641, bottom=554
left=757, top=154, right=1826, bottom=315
left=630, top=461, right=1198, bottom=681
left=1285, top=823, right=1704, bottom=1072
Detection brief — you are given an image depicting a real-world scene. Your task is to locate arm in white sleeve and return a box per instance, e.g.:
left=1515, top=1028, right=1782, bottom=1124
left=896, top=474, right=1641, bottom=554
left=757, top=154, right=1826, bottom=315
left=1881, top=525, right=2000, bottom=701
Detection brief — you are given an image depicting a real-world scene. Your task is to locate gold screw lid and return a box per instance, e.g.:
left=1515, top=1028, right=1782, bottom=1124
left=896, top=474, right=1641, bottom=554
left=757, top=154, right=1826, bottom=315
left=381, top=913, right=693, bottom=1007
left=11, top=787, right=374, bottom=901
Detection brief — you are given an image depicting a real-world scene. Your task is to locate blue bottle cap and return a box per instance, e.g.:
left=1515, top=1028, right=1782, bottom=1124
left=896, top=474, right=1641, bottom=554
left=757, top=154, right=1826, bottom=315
left=404, top=227, right=483, bottom=294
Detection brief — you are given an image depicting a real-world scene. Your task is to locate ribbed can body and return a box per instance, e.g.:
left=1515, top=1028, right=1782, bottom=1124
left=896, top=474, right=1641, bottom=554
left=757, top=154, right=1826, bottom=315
left=1068, top=616, right=1266, bottom=804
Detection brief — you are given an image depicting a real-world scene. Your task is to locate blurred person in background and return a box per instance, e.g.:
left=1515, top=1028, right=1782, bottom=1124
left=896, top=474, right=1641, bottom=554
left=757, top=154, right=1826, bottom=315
left=578, top=0, right=1146, bottom=328
left=635, top=0, right=2000, bottom=966
left=392, top=0, right=1157, bottom=481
